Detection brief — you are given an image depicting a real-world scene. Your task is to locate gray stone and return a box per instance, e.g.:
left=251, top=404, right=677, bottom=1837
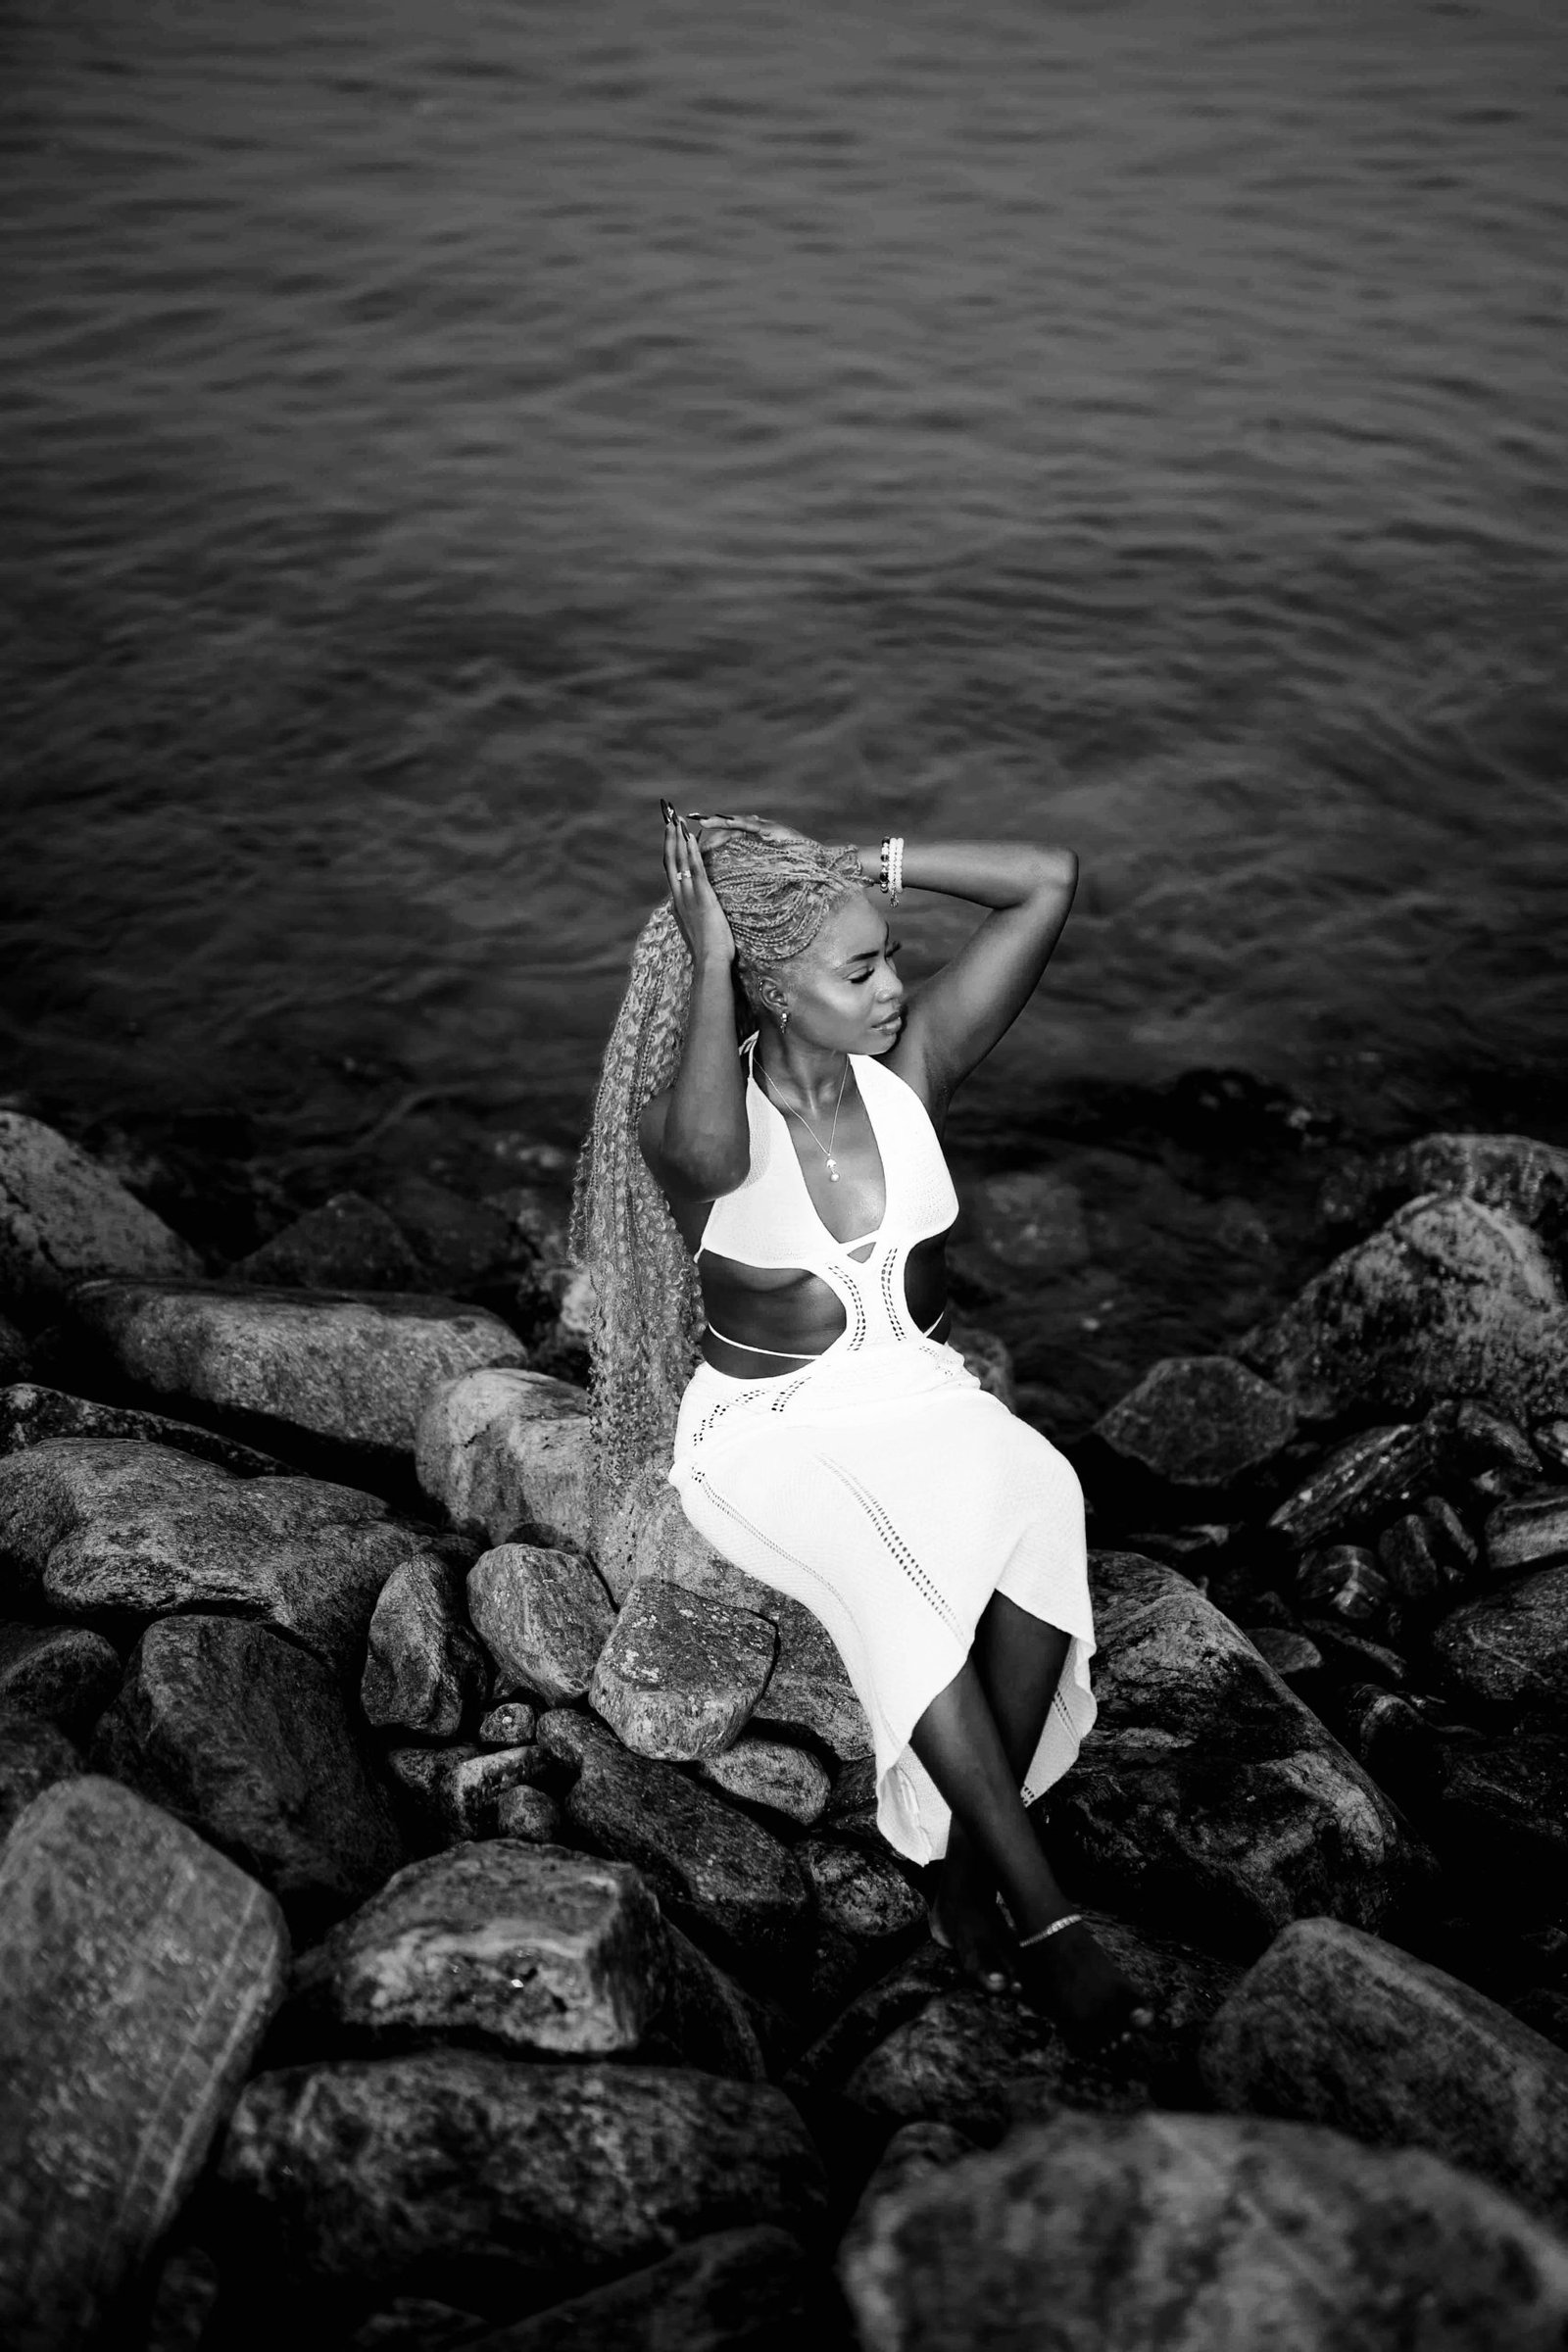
left=385, top=1742, right=550, bottom=1842
left=1432, top=1561, right=1568, bottom=1717
left=750, top=1596, right=873, bottom=1764
left=970, top=1170, right=1091, bottom=1271
left=0, top=1705, right=82, bottom=1838
left=1094, top=1355, right=1298, bottom=1494
left=217, top=2050, right=827, bottom=2301
left=0, top=1378, right=285, bottom=1475
left=799, top=1837, right=925, bottom=1943
left=73, top=1278, right=525, bottom=1452
left=1267, top=1417, right=1441, bottom=1549
left=1299, top=1619, right=1410, bottom=1688
left=1200, top=1914, right=1568, bottom=2235
left=449, top=2226, right=808, bottom=2352
left=1244, top=1627, right=1323, bottom=1684
left=0, top=1621, right=121, bottom=1739
left=639, top=1922, right=769, bottom=2083
left=1378, top=1509, right=1471, bottom=1604
left=0, top=1777, right=286, bottom=2352
left=1534, top=1417, right=1568, bottom=1476
left=467, top=1543, right=615, bottom=1704
left=591, top=1578, right=775, bottom=1762
left=0, top=1110, right=202, bottom=1312
left=495, top=1784, right=562, bottom=1842
left=233, top=1193, right=423, bottom=1292
left=539, top=1709, right=809, bottom=1966
left=844, top=2123, right=977, bottom=2245
left=288, top=1841, right=668, bottom=2058
left=361, top=1554, right=488, bottom=1737
left=1326, top=1132, right=1568, bottom=1262
left=479, top=1699, right=538, bottom=1745
left=1294, top=1543, right=1390, bottom=1626
left=0, top=1437, right=444, bottom=1675
left=373, top=1173, right=515, bottom=1290
left=1033, top=1551, right=1427, bottom=1956
left=1487, top=1493, right=1568, bottom=1576
left=945, top=1320, right=1015, bottom=1411
left=416, top=1366, right=592, bottom=1549
left=838, top=2106, right=1568, bottom=2352
left=91, top=1614, right=402, bottom=1934
left=1455, top=1398, right=1544, bottom=1476
left=1239, top=1194, right=1568, bottom=1426
left=700, top=1736, right=832, bottom=1827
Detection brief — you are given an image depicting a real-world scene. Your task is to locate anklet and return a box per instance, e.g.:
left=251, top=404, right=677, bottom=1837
left=1018, top=1913, right=1084, bottom=1949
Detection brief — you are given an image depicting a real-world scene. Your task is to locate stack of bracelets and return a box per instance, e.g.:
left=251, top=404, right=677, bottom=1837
left=878, top=834, right=905, bottom=904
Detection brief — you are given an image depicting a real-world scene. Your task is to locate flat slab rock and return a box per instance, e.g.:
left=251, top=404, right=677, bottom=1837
left=1200, top=1915, right=1568, bottom=2237
left=0, top=1380, right=285, bottom=1476
left=91, top=1613, right=402, bottom=1935
left=0, top=1776, right=286, bottom=2352
left=591, top=1576, right=776, bottom=1762
left=0, top=1110, right=201, bottom=1311
left=1094, top=1355, right=1298, bottom=1494
left=0, top=1436, right=443, bottom=1675
left=217, top=2049, right=827, bottom=2303
left=72, top=1277, right=525, bottom=1452
left=838, top=2107, right=1568, bottom=2352
left=1033, top=1550, right=1427, bottom=1956
left=416, top=1365, right=592, bottom=1550
left=467, top=1542, right=615, bottom=1705
left=1431, top=1559, right=1568, bottom=1716
left=1267, top=1415, right=1446, bottom=1550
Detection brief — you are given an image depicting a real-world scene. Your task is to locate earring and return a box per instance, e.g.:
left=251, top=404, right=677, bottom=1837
left=779, top=1004, right=790, bottom=1031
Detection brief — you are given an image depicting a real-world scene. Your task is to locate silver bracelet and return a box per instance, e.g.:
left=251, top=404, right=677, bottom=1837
left=879, top=834, right=905, bottom=904
left=1018, top=1911, right=1084, bottom=1949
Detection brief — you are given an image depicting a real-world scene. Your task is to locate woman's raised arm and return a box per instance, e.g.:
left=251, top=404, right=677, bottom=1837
left=638, top=812, right=751, bottom=1201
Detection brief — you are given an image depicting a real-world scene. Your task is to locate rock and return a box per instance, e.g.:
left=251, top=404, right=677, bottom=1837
left=0, top=1621, right=121, bottom=1739
left=838, top=2106, right=1568, bottom=2352
left=1377, top=1509, right=1471, bottom=1604
left=750, top=1597, right=873, bottom=1765
left=445, top=2226, right=809, bottom=2352
left=416, top=1366, right=592, bottom=1549
left=1487, top=1494, right=1568, bottom=1576
left=944, top=1320, right=1015, bottom=1410
left=641, top=1922, right=770, bottom=2083
left=1421, top=1730, right=1568, bottom=1912
left=0, top=1313, right=31, bottom=1382
left=361, top=1555, right=488, bottom=1737
left=1239, top=1195, right=1568, bottom=1426
left=0, top=1704, right=82, bottom=1838
left=971, top=1171, right=1091, bottom=1271
left=1200, top=1914, right=1568, bottom=2234
left=467, top=1544, right=615, bottom=1705
left=1299, top=1620, right=1410, bottom=1688
left=385, top=1742, right=551, bottom=1842
left=1267, top=1417, right=1442, bottom=1549
left=287, top=1842, right=668, bottom=2058
left=0, top=1378, right=285, bottom=1476
left=591, top=1578, right=776, bottom=1762
left=217, top=2050, right=827, bottom=2302
left=1432, top=1561, right=1568, bottom=1718
left=700, top=1736, right=832, bottom=1827
left=1032, top=1550, right=1427, bottom=1956
left=1243, top=1626, right=1323, bottom=1685
left=1093, top=1356, right=1298, bottom=1497
left=1455, top=1397, right=1544, bottom=1477
left=478, top=1699, right=538, bottom=1745
left=1535, top=1417, right=1568, bottom=1476
left=495, top=1784, right=562, bottom=1842
left=539, top=1710, right=809, bottom=1967
left=74, top=1277, right=526, bottom=1453
left=373, top=1173, right=515, bottom=1290
left=234, top=1193, right=424, bottom=1292
left=1332, top=1132, right=1568, bottom=1261
left=799, top=1838, right=925, bottom=1944
left=91, top=1614, right=402, bottom=1934
left=0, top=1110, right=202, bottom=1312
left=1293, top=1544, right=1390, bottom=1626
left=0, top=1777, right=287, bottom=2352
left=0, top=1437, right=446, bottom=1676
left=845, top=2121, right=977, bottom=2238
left=1335, top=1686, right=1435, bottom=1786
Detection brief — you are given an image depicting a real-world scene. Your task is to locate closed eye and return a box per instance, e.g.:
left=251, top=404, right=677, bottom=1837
left=851, top=942, right=901, bottom=984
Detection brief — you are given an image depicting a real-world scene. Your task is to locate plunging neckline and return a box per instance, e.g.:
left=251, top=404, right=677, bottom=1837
left=747, top=1041, right=888, bottom=1260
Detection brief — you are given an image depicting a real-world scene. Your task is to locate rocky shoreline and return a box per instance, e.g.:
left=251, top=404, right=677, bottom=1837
left=3, top=1102, right=1568, bottom=2348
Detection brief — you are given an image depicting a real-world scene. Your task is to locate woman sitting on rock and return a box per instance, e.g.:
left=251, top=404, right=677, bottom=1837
left=571, top=806, right=1153, bottom=2057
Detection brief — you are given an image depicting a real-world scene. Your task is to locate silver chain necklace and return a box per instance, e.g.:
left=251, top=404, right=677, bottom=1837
left=760, top=1057, right=850, bottom=1181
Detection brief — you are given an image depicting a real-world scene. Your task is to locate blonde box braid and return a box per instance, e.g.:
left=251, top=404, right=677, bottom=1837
left=569, top=829, right=865, bottom=1514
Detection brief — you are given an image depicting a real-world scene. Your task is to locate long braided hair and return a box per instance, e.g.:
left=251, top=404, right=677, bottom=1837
left=569, top=829, right=864, bottom=1513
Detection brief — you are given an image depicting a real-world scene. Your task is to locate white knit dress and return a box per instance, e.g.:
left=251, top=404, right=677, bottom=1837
left=666, top=1042, right=1096, bottom=1866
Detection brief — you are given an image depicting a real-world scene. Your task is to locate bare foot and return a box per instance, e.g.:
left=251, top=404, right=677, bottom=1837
left=1016, top=1916, right=1156, bottom=2060
left=929, top=1848, right=1016, bottom=1994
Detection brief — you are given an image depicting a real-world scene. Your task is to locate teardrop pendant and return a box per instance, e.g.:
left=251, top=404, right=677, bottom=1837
left=825, top=1159, right=840, bottom=1181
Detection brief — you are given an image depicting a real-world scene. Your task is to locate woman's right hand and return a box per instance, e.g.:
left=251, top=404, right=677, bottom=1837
left=663, top=808, right=735, bottom=967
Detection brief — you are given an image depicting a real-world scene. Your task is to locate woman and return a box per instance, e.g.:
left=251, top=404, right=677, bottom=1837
left=571, top=805, right=1152, bottom=2056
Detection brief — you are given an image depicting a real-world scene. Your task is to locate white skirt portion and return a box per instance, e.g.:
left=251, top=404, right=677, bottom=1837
left=667, top=1334, right=1097, bottom=1866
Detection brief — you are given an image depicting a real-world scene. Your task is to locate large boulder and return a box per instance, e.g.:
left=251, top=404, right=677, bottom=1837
left=0, top=1111, right=201, bottom=1312
left=1033, top=1551, right=1428, bottom=1956
left=72, top=1278, right=526, bottom=1452
left=360, top=1554, right=488, bottom=1737
left=1324, top=1132, right=1568, bottom=1264
left=0, top=1438, right=441, bottom=1675
left=0, top=1380, right=284, bottom=1476
left=590, top=1577, right=776, bottom=1762
left=232, top=1193, right=423, bottom=1293
left=217, top=2050, right=827, bottom=2304
left=444, top=2226, right=808, bottom=2352
left=416, top=1365, right=591, bottom=1548
left=838, top=2107, right=1568, bottom=2352
left=1238, top=1195, right=1568, bottom=1425
left=1431, top=1561, right=1568, bottom=1718
left=467, top=1543, right=615, bottom=1705
left=0, top=1777, right=287, bottom=2352
left=91, top=1614, right=402, bottom=1934
left=1200, top=1916, right=1568, bottom=2236
left=0, top=1621, right=121, bottom=1740
left=1092, top=1356, right=1298, bottom=1501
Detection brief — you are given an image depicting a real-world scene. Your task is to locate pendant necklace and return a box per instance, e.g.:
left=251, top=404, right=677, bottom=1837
left=760, top=1057, right=849, bottom=1180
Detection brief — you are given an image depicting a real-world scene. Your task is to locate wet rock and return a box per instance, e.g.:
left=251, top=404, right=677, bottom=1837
left=945, top=1320, right=1015, bottom=1411
left=1432, top=1561, right=1568, bottom=1718
left=971, top=1171, right=1091, bottom=1272
left=0, top=1110, right=203, bottom=1312
left=1267, top=1417, right=1441, bottom=1550
left=448, top=2225, right=808, bottom=2352
left=701, top=1735, right=832, bottom=1827
left=91, top=1614, right=402, bottom=1934
left=1377, top=1509, right=1471, bottom=1604
left=1033, top=1550, right=1427, bottom=1957
left=362, top=1555, right=488, bottom=1737
left=0, top=1437, right=445, bottom=1675
left=478, top=1699, right=537, bottom=1745
left=0, top=1777, right=286, bottom=2352
left=233, top=1192, right=424, bottom=1292
left=539, top=1709, right=809, bottom=1967
left=416, top=1364, right=592, bottom=1550
left=1487, top=1493, right=1568, bottom=1576
left=0, top=1378, right=285, bottom=1475
left=1093, top=1355, right=1297, bottom=1499
left=1534, top=1417, right=1568, bottom=1477
left=838, top=2105, right=1568, bottom=2352
left=591, top=1578, right=775, bottom=1762
left=0, top=1312, right=31, bottom=1382
left=1239, top=1194, right=1568, bottom=1426
left=1294, top=1543, right=1390, bottom=1626
left=0, top=1704, right=82, bottom=1837
left=1201, top=1914, right=1568, bottom=2234
left=74, top=1277, right=526, bottom=1454
left=0, top=1620, right=121, bottom=1739
left=287, top=1842, right=668, bottom=2058
left=495, top=1784, right=561, bottom=1842
left=385, top=1742, right=550, bottom=1842
left=799, top=1838, right=925, bottom=1944
left=467, top=1543, right=615, bottom=1705
left=217, top=2049, right=826, bottom=2303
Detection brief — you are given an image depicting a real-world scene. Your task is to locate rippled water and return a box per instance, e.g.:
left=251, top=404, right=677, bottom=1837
left=3, top=0, right=1565, bottom=1160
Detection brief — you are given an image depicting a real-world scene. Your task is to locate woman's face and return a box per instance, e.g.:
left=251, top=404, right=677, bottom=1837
left=777, top=891, right=905, bottom=1053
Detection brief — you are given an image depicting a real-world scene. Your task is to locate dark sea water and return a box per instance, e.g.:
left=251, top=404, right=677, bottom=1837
left=3, top=0, right=1566, bottom=1169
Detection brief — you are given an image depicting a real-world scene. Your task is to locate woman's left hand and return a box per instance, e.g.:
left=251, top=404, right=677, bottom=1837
left=686, top=811, right=812, bottom=856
